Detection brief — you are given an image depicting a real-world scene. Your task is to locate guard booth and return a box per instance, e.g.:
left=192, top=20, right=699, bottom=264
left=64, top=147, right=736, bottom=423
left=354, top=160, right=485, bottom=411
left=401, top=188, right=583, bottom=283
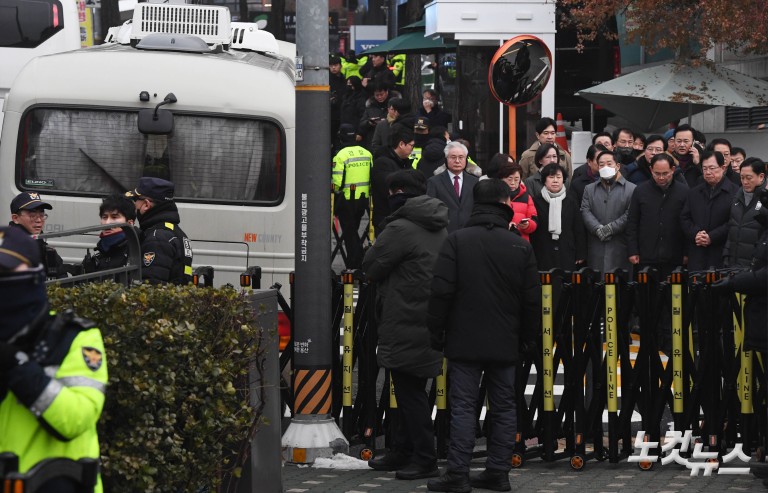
left=425, top=0, right=556, bottom=160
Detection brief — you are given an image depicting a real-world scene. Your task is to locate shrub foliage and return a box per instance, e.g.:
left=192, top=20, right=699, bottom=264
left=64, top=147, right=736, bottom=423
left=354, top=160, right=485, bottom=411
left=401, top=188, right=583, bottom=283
left=48, top=282, right=263, bottom=493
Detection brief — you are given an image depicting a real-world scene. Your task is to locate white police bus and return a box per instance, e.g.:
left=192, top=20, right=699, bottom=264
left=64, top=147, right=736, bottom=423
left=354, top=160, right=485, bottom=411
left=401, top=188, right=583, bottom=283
left=0, top=1, right=296, bottom=289
left=0, top=0, right=81, bottom=130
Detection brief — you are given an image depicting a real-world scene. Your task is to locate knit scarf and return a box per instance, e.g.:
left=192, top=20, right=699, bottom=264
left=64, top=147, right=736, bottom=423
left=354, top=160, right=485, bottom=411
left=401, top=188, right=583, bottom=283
left=540, top=187, right=567, bottom=240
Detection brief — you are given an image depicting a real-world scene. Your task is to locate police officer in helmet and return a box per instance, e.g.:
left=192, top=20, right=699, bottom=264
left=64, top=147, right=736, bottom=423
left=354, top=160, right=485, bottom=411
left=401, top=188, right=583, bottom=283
left=0, top=226, right=108, bottom=492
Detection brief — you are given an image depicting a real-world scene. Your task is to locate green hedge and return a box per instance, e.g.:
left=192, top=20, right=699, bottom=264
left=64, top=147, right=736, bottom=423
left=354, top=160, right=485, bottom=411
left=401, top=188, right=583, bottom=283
left=48, top=282, right=264, bottom=493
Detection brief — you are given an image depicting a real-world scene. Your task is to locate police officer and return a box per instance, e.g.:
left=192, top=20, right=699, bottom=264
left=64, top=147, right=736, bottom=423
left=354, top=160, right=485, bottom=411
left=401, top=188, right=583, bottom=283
left=333, top=124, right=373, bottom=270
left=0, top=226, right=108, bottom=493
left=126, top=177, right=193, bottom=284
left=8, top=192, right=65, bottom=278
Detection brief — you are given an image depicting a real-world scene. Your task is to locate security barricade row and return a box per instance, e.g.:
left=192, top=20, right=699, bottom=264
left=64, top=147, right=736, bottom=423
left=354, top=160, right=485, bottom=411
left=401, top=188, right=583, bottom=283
left=276, top=266, right=767, bottom=470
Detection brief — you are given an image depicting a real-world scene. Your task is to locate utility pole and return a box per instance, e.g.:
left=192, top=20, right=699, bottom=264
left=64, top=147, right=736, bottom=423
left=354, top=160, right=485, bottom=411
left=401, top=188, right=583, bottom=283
left=281, top=0, right=349, bottom=464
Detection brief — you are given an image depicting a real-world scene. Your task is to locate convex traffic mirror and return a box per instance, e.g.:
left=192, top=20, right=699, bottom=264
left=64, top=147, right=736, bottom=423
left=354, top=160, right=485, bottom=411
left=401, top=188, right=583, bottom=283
left=488, top=35, right=552, bottom=107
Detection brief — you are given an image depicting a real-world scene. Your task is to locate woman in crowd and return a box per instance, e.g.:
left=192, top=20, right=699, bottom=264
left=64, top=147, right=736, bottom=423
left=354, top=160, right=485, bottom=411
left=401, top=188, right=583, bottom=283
left=531, top=163, right=587, bottom=271
left=523, top=143, right=559, bottom=198
left=498, top=162, right=537, bottom=242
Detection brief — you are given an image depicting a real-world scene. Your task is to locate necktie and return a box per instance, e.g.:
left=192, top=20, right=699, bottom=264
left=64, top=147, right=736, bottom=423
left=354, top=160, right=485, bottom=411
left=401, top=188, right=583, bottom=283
left=453, top=175, right=460, bottom=198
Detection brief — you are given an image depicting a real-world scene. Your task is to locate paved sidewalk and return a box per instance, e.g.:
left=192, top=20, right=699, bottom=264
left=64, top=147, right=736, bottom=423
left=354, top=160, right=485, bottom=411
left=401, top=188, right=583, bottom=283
left=283, top=457, right=766, bottom=493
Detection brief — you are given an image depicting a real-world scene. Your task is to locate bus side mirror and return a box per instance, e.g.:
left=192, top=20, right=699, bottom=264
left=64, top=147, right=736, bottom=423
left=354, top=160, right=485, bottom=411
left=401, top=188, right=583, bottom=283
left=138, top=108, right=174, bottom=135
left=138, top=92, right=177, bottom=135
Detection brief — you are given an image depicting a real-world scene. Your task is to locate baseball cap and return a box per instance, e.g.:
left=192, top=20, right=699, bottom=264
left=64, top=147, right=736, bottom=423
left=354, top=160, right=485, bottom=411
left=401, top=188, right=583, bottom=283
left=0, top=226, right=41, bottom=270
left=414, top=117, right=430, bottom=130
left=10, top=192, right=52, bottom=214
left=126, top=177, right=175, bottom=202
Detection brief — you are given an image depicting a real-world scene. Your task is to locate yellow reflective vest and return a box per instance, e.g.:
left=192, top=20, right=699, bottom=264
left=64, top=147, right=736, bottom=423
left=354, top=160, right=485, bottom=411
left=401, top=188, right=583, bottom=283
left=333, top=145, right=373, bottom=200
left=390, top=54, right=406, bottom=87
left=341, top=55, right=368, bottom=80
left=0, top=311, right=107, bottom=492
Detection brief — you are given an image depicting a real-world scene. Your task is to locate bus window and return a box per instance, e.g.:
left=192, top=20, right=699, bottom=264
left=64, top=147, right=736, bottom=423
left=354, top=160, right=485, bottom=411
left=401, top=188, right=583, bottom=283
left=0, top=0, right=65, bottom=48
left=17, top=107, right=286, bottom=205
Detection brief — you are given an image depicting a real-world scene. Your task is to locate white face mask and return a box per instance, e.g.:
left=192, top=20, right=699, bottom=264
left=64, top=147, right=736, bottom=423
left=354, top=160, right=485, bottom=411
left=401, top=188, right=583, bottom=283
left=599, top=166, right=617, bottom=179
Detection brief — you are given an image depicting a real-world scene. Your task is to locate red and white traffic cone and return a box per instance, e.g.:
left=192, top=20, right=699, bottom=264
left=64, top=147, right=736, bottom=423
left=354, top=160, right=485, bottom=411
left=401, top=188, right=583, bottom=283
left=555, top=112, right=569, bottom=153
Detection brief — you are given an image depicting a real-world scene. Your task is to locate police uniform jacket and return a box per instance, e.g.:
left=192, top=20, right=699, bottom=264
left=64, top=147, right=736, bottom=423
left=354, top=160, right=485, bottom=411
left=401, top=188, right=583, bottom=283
left=138, top=201, right=193, bottom=284
left=730, top=230, right=768, bottom=353
left=0, top=309, right=107, bottom=492
left=723, top=187, right=768, bottom=268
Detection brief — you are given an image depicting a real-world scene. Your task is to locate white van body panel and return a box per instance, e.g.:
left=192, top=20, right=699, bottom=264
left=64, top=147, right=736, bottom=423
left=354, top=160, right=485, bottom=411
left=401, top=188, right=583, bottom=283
left=1, top=41, right=296, bottom=288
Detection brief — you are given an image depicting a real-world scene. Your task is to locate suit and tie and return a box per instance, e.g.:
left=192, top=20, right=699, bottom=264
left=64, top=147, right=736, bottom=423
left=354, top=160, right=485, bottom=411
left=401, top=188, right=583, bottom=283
left=426, top=170, right=479, bottom=233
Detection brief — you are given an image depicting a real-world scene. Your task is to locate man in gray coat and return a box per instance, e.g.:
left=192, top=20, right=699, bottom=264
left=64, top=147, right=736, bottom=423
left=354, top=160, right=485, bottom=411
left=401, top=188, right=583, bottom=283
left=581, top=150, right=636, bottom=274
left=362, top=169, right=449, bottom=480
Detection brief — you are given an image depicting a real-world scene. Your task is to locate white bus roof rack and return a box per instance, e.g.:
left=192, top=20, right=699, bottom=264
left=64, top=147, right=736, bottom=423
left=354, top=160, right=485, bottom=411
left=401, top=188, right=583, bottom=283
left=130, top=3, right=231, bottom=46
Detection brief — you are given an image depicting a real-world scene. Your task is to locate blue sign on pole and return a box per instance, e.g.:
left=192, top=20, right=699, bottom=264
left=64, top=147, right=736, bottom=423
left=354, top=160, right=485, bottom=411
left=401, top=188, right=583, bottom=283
left=355, top=39, right=384, bottom=52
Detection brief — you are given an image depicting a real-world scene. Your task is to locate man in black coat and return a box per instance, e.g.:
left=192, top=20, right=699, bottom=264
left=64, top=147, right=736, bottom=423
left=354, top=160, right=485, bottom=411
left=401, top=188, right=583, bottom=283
left=723, top=157, right=768, bottom=267
left=370, top=125, right=415, bottom=236
left=127, top=177, right=193, bottom=284
left=427, top=179, right=541, bottom=493
left=363, top=170, right=448, bottom=480
left=426, top=141, right=479, bottom=233
left=626, top=153, right=689, bottom=278
left=681, top=150, right=739, bottom=272
left=82, top=194, right=138, bottom=275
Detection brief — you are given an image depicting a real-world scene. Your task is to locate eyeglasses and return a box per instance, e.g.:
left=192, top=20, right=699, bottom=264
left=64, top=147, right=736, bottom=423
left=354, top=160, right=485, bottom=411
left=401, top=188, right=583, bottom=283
left=652, top=171, right=673, bottom=178
left=22, top=211, right=48, bottom=219
left=447, top=155, right=466, bottom=161
left=646, top=147, right=665, bottom=153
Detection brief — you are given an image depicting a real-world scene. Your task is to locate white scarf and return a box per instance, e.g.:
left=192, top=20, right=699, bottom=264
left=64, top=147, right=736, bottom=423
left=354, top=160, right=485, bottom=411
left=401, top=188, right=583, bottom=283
left=540, top=187, right=567, bottom=240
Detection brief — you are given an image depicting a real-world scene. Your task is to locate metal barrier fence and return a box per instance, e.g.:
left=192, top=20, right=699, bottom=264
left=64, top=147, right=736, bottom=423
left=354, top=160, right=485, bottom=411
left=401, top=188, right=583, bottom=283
left=274, top=266, right=767, bottom=470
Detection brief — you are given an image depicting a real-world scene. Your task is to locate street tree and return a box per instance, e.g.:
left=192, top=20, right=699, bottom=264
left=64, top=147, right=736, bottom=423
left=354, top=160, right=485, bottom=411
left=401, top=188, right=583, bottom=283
left=558, top=0, right=768, bottom=58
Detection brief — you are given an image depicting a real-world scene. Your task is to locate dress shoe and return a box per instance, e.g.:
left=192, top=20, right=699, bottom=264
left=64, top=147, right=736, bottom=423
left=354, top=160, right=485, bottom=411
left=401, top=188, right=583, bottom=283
left=395, top=462, right=439, bottom=480
left=368, top=451, right=410, bottom=471
left=427, top=471, right=472, bottom=492
left=470, top=468, right=511, bottom=491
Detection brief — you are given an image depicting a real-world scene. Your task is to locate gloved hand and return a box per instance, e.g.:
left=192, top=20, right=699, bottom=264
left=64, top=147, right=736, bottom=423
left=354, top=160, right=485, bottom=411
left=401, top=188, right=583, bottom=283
left=710, top=276, right=733, bottom=292
left=430, top=332, right=444, bottom=352
left=0, top=342, right=28, bottom=373
left=595, top=225, right=607, bottom=241
left=597, top=224, right=613, bottom=241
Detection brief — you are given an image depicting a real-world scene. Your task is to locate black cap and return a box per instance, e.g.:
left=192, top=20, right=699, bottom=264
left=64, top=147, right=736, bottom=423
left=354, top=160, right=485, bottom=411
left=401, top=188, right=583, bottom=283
left=0, top=226, right=41, bottom=270
left=338, top=123, right=357, bottom=144
left=10, top=192, right=52, bottom=214
left=330, top=55, right=341, bottom=65
left=414, top=117, right=430, bottom=130
left=126, top=177, right=175, bottom=202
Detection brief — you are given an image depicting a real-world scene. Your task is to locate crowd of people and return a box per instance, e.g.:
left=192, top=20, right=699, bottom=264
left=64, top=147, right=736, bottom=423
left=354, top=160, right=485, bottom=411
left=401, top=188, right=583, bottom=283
left=340, top=113, right=768, bottom=491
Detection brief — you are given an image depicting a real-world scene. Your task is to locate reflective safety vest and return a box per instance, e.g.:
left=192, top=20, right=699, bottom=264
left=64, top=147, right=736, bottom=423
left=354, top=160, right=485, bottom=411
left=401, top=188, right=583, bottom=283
left=410, top=147, right=423, bottom=169
left=390, top=54, right=406, bottom=86
left=341, top=55, right=367, bottom=80
left=0, top=311, right=107, bottom=492
left=333, top=145, right=373, bottom=200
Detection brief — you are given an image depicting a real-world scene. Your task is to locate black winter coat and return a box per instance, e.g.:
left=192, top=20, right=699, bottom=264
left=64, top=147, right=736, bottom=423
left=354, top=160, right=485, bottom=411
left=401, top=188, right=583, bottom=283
left=428, top=203, right=541, bottom=364
left=680, top=177, right=739, bottom=271
left=724, top=188, right=768, bottom=267
left=138, top=201, right=193, bottom=284
left=569, top=165, right=598, bottom=205
left=371, top=148, right=412, bottom=234
left=339, top=90, right=366, bottom=128
left=626, top=179, right=689, bottom=265
left=730, top=230, right=767, bottom=352
left=83, top=234, right=131, bottom=273
left=416, top=137, right=447, bottom=179
left=530, top=192, right=587, bottom=271
left=362, top=195, right=449, bottom=377
left=675, top=153, right=704, bottom=189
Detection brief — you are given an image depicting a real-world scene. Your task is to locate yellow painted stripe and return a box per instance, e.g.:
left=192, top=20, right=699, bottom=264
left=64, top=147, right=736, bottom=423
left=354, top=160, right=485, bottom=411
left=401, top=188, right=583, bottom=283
left=296, top=85, right=330, bottom=91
